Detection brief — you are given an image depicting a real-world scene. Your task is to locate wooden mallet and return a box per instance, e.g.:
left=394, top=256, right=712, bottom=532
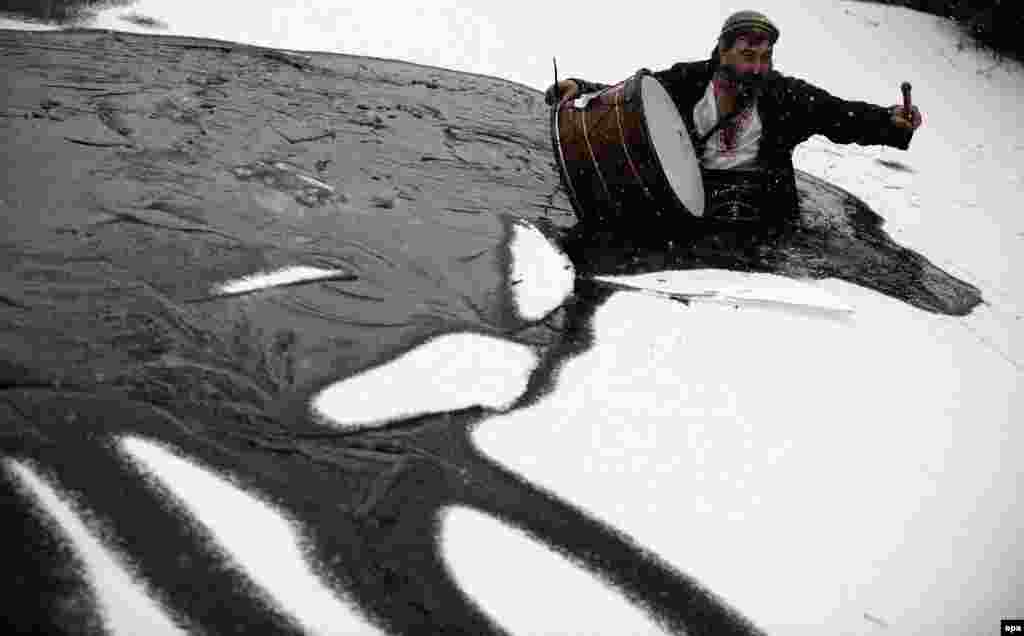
left=901, top=81, right=913, bottom=122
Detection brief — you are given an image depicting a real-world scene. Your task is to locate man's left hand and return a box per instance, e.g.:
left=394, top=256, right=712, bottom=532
left=891, top=105, right=923, bottom=130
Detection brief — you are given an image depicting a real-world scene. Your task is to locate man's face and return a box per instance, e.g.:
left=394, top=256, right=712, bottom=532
left=717, top=34, right=774, bottom=98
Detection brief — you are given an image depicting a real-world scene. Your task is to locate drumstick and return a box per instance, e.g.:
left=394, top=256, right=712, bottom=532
left=901, top=81, right=912, bottom=116
left=553, top=57, right=559, bottom=87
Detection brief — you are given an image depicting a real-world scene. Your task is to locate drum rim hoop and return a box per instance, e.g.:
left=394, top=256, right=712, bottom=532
left=636, top=74, right=704, bottom=218
left=549, top=100, right=587, bottom=222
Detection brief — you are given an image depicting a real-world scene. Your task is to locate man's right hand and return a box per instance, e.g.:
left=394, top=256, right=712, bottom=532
left=544, top=79, right=580, bottom=106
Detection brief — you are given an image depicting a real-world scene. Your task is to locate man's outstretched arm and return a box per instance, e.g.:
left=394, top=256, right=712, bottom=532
left=782, top=76, right=922, bottom=150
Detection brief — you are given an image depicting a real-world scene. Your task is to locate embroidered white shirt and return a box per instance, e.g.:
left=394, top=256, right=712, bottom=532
left=692, top=81, right=762, bottom=170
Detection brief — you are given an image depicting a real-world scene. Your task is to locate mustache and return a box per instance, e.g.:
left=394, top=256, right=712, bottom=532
left=717, top=65, right=777, bottom=95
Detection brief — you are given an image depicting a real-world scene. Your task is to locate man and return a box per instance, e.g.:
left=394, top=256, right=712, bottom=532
left=545, top=10, right=923, bottom=237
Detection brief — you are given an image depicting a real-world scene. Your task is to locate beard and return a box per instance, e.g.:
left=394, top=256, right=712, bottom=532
left=717, top=64, right=773, bottom=102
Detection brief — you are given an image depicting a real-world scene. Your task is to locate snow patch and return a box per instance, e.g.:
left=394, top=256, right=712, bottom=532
left=118, top=437, right=382, bottom=636
left=0, top=17, right=59, bottom=30
left=440, top=506, right=668, bottom=635
left=472, top=281, right=1022, bottom=634
left=509, top=221, right=574, bottom=320
left=213, top=266, right=347, bottom=296
left=4, top=458, right=185, bottom=636
left=596, top=269, right=854, bottom=314
left=312, top=332, right=537, bottom=429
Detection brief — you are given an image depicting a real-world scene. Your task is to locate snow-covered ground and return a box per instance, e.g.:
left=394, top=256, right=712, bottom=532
left=3, top=0, right=1021, bottom=634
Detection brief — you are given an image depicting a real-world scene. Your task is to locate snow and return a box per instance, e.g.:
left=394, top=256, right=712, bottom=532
left=4, top=459, right=186, bottom=636
left=441, top=506, right=670, bottom=635
left=118, top=437, right=383, bottom=636
left=0, top=17, right=55, bottom=31
left=214, top=266, right=347, bottom=296
left=596, top=269, right=855, bottom=313
left=311, top=332, right=537, bottom=430
left=508, top=220, right=575, bottom=320
left=473, top=280, right=1022, bottom=633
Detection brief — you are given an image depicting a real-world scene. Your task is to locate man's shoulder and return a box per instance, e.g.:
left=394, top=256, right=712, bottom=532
left=770, top=71, right=835, bottom=94
left=762, top=71, right=825, bottom=103
left=652, top=60, right=713, bottom=95
left=663, top=59, right=713, bottom=77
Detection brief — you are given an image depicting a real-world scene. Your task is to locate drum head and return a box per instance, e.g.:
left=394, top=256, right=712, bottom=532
left=640, top=75, right=705, bottom=217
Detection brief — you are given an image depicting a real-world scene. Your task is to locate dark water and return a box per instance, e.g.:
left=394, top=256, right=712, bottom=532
left=0, top=238, right=764, bottom=636
left=0, top=196, right=980, bottom=635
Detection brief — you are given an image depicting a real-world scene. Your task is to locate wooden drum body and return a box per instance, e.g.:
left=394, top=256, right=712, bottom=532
left=550, top=72, right=704, bottom=229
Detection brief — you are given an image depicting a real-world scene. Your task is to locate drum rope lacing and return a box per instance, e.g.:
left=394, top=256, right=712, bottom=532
left=613, top=81, right=653, bottom=205
left=550, top=98, right=583, bottom=219
left=579, top=101, right=614, bottom=209
left=578, top=77, right=661, bottom=219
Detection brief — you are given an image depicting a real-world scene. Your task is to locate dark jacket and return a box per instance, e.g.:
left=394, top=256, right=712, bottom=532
left=568, top=59, right=914, bottom=222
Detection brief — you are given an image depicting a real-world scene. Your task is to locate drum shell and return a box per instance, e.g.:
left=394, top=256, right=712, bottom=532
left=551, top=74, right=697, bottom=229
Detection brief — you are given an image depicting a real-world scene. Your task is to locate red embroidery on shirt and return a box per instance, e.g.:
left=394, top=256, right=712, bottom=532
left=719, top=107, right=753, bottom=154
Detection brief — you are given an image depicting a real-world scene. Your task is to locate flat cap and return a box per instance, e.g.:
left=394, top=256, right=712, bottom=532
left=720, top=10, right=780, bottom=44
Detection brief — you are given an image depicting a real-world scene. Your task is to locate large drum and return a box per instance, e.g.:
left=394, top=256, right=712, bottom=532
left=550, top=71, right=704, bottom=229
